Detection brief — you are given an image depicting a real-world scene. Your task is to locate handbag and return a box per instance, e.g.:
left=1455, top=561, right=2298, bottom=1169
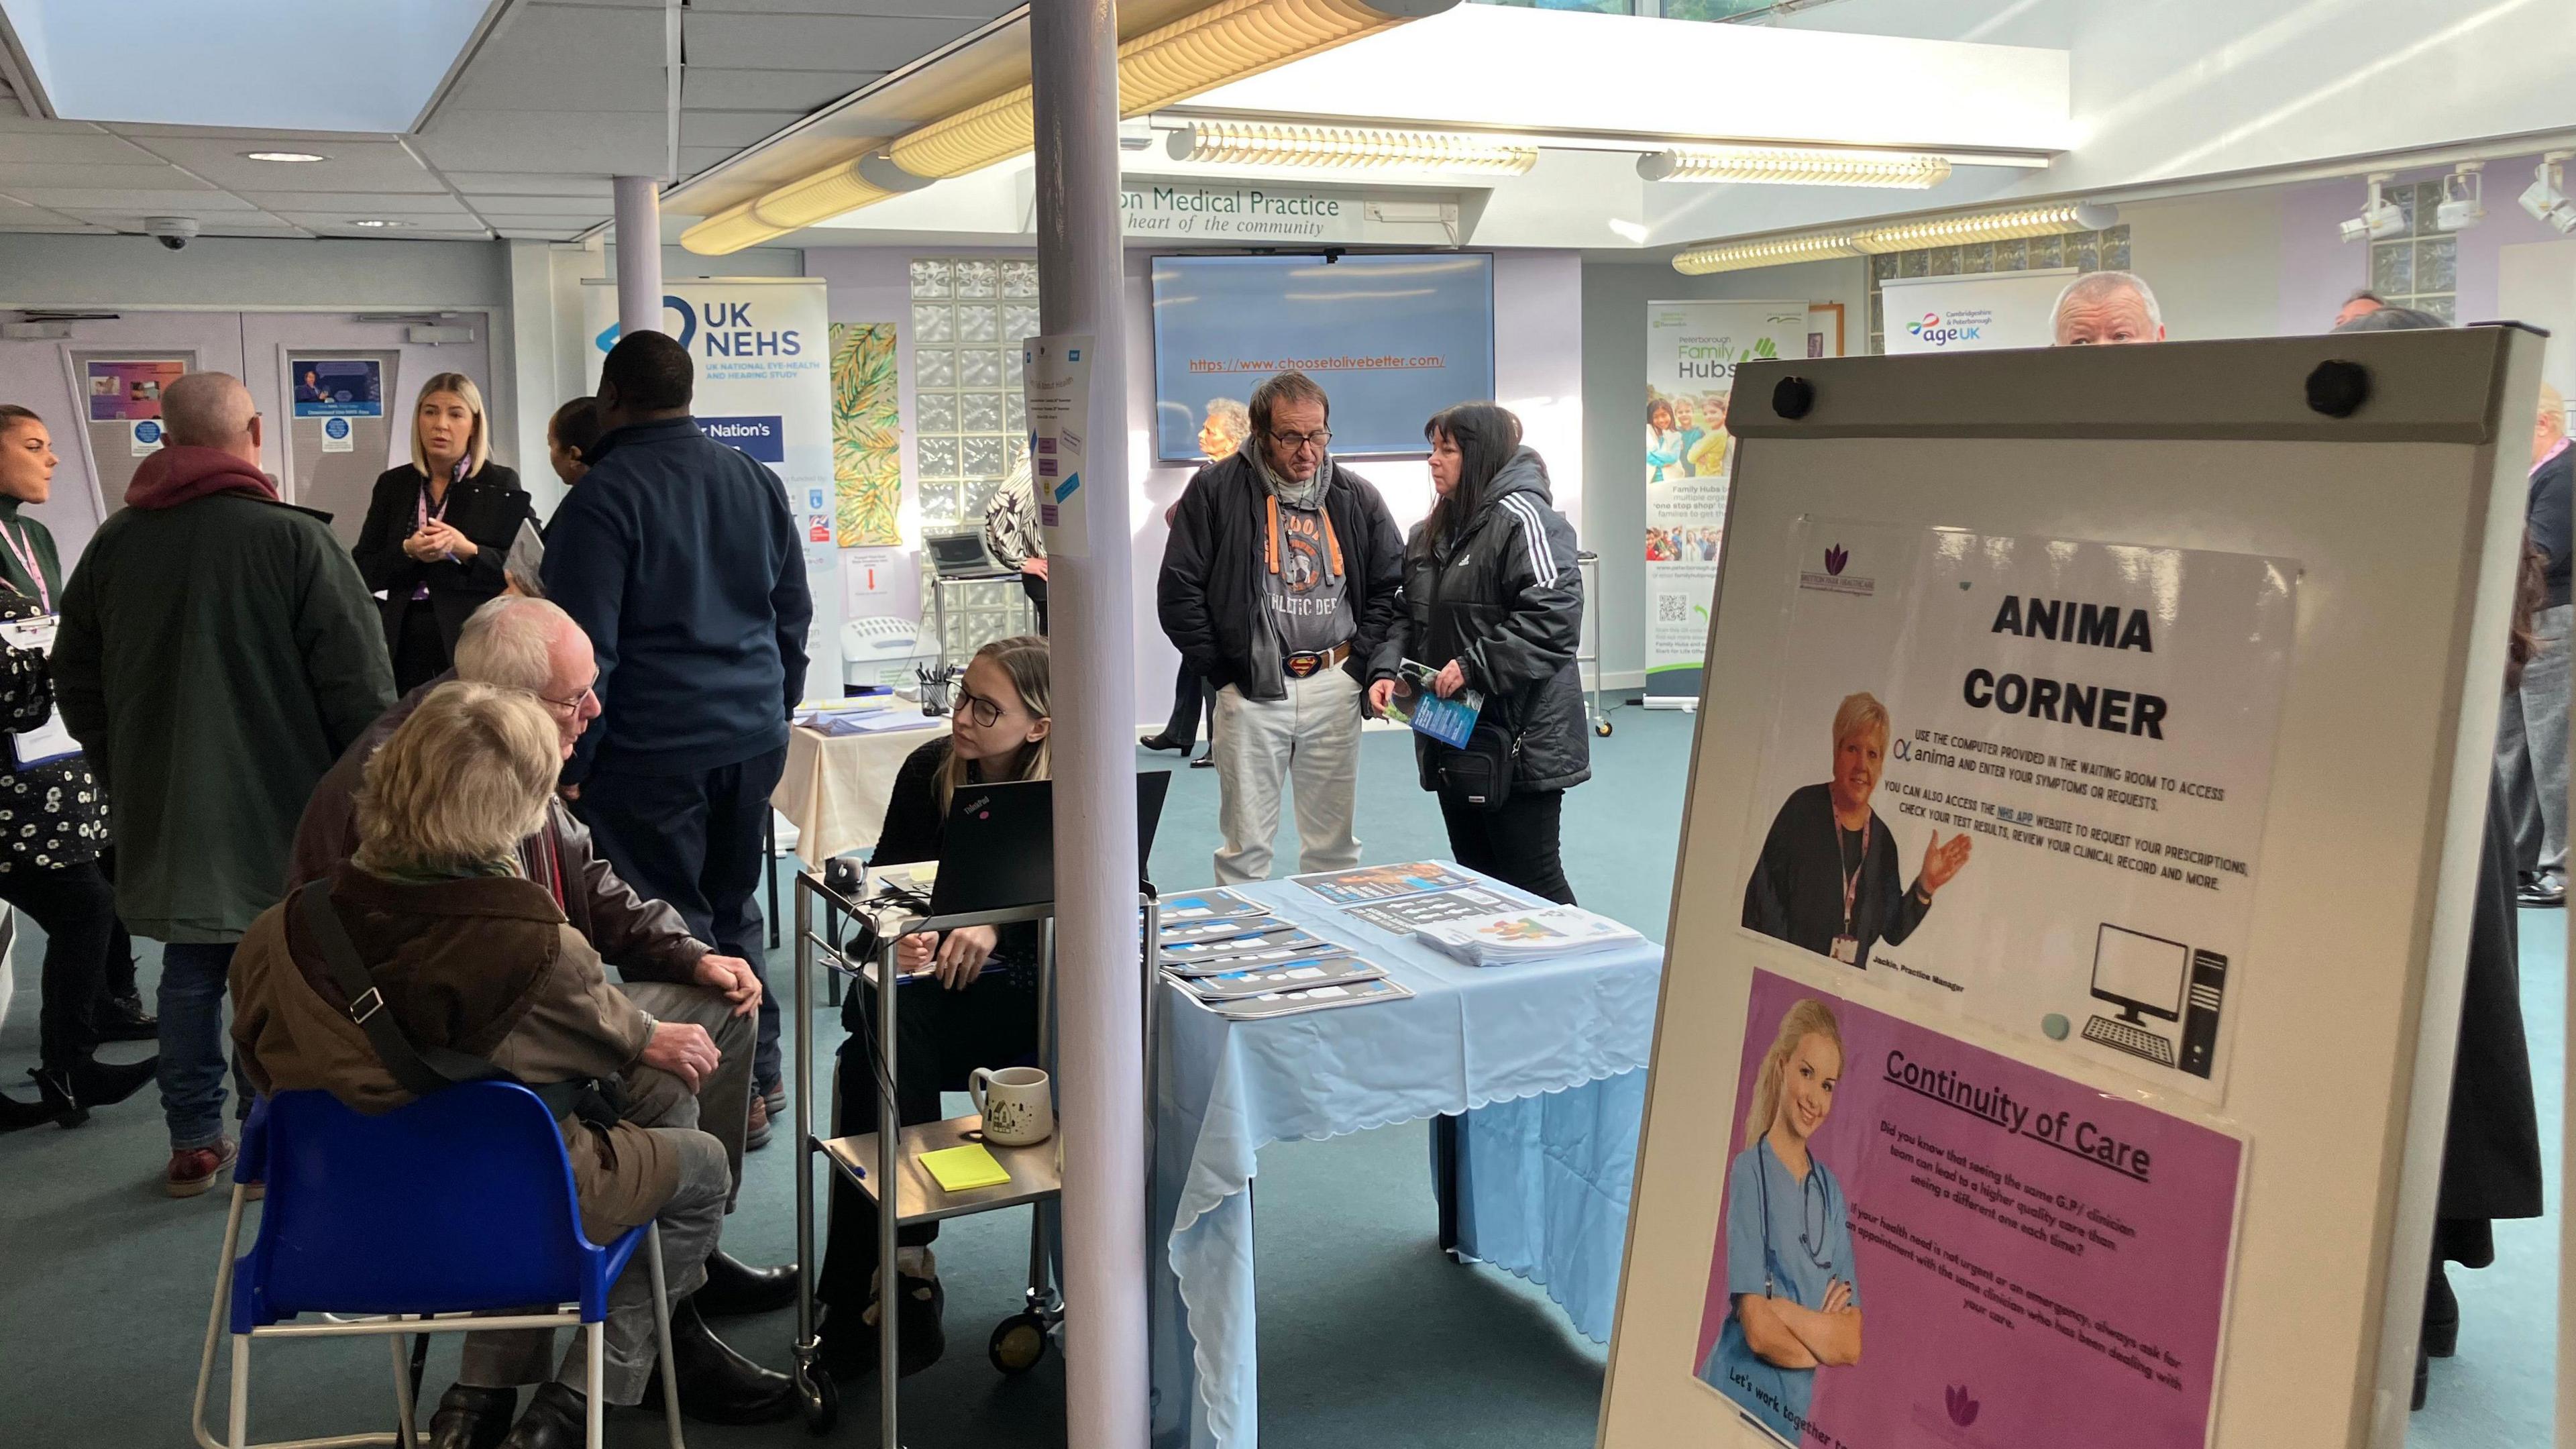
left=1429, top=720, right=1518, bottom=812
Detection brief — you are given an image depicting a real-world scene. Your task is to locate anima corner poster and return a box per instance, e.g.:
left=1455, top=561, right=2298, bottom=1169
left=1735, top=522, right=2296, bottom=1102
left=1693, top=969, right=2242, bottom=1448
left=1643, top=300, right=1807, bottom=704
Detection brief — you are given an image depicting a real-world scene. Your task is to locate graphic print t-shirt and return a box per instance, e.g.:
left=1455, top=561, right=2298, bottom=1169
left=1263, top=500, right=1353, bottom=657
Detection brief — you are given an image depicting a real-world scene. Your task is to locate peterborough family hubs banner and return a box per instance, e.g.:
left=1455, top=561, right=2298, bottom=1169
left=1736, top=523, right=2296, bottom=1102
left=1644, top=300, right=1806, bottom=702
left=1694, top=969, right=2243, bottom=1448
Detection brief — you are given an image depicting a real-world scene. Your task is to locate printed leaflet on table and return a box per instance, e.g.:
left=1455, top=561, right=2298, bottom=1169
left=1185, top=954, right=1389, bottom=1002
left=1340, top=885, right=1523, bottom=935
left=1737, top=523, right=2294, bottom=1102
left=1161, top=888, right=1273, bottom=921
left=1693, top=969, right=2240, bottom=1449
left=1412, top=905, right=1642, bottom=967
left=1293, top=861, right=1478, bottom=906
left=1160, top=928, right=1345, bottom=972
left=1203, top=975, right=1413, bottom=1020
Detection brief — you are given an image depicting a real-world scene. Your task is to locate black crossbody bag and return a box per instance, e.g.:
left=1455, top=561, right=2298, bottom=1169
left=294, top=879, right=621, bottom=1129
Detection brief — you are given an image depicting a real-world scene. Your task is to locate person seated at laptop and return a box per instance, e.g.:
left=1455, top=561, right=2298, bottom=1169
left=816, top=635, right=1052, bottom=1381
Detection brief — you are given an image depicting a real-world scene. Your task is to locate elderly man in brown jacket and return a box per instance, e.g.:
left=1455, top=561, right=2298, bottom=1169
left=237, top=683, right=798, bottom=1448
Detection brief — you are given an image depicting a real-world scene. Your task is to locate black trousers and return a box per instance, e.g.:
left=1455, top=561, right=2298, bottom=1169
left=0, top=857, right=121, bottom=1072
left=1022, top=574, right=1049, bottom=637
left=1159, top=662, right=1214, bottom=749
left=575, top=745, right=790, bottom=1086
left=1436, top=788, right=1576, bottom=904
left=390, top=602, right=451, bottom=696
left=819, top=966, right=1042, bottom=1304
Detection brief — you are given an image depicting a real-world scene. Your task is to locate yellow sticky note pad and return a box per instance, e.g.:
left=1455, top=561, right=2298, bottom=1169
left=919, top=1143, right=1011, bottom=1193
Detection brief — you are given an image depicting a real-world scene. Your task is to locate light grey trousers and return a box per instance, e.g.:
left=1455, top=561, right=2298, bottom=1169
left=455, top=981, right=754, bottom=1405
left=1210, top=669, right=1365, bottom=883
left=2498, top=604, right=2572, bottom=882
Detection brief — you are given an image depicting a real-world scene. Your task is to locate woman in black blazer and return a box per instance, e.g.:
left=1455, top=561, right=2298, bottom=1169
left=352, top=372, right=535, bottom=691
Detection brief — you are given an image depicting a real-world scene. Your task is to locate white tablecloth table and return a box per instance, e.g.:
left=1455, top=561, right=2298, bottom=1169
left=1150, top=869, right=1662, bottom=1449
left=771, top=717, right=951, bottom=865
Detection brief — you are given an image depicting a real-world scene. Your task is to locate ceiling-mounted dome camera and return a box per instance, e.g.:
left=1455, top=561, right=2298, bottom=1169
left=145, top=216, right=200, bottom=251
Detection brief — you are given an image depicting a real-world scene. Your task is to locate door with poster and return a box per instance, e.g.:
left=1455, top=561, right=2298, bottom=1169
left=241, top=313, right=494, bottom=548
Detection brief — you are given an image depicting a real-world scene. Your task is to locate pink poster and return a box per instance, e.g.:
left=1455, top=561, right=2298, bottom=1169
left=85, top=359, right=186, bottom=421
left=1693, top=969, right=2241, bottom=1448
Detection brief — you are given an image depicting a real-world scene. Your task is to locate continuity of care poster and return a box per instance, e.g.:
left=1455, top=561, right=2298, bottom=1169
left=1694, top=969, right=2245, bottom=1449
left=1735, top=521, right=2298, bottom=1102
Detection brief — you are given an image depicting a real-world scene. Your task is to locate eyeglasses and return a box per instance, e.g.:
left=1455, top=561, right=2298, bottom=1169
left=539, top=678, right=597, bottom=715
left=953, top=686, right=1008, bottom=729
left=1268, top=429, right=1331, bottom=452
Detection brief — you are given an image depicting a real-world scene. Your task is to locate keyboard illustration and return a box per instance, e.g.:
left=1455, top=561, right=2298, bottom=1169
left=2083, top=1014, right=2177, bottom=1069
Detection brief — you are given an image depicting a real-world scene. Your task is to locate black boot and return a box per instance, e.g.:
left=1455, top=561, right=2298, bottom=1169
left=694, top=1250, right=797, bottom=1318
left=93, top=991, right=156, bottom=1042
left=425, top=1384, right=516, bottom=1449
left=643, top=1296, right=798, bottom=1425
left=494, top=1383, right=584, bottom=1449
left=66, top=1054, right=158, bottom=1109
left=0, top=1070, right=75, bottom=1133
left=2423, top=1264, right=2459, bottom=1358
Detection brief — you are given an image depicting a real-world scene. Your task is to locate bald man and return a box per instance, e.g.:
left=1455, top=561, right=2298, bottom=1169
left=2499, top=382, right=2574, bottom=906
left=54, top=371, right=394, bottom=1196
left=2051, top=270, right=2167, bottom=346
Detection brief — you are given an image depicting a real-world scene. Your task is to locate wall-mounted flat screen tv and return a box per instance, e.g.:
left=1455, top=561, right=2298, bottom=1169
left=1149, top=252, right=1496, bottom=463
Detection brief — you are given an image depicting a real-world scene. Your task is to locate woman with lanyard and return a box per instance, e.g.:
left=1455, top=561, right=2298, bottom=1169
left=353, top=372, right=535, bottom=692
left=0, top=406, right=158, bottom=1131
left=1699, top=998, right=1864, bottom=1441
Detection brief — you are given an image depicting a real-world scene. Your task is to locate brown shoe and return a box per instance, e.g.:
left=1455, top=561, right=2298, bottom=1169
left=746, top=1092, right=772, bottom=1151
left=167, top=1138, right=238, bottom=1198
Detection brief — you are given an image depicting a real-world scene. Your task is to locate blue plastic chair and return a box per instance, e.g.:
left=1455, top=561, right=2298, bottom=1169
left=189, top=1083, right=685, bottom=1449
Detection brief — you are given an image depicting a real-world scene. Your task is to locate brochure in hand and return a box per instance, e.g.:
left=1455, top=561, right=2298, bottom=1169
left=1292, top=861, right=1480, bottom=906
left=1413, top=906, right=1645, bottom=968
left=1185, top=953, right=1388, bottom=1002
left=1204, top=974, right=1414, bottom=1020
left=1160, top=932, right=1352, bottom=977
left=1342, top=885, right=1525, bottom=936
left=1160, top=888, right=1273, bottom=921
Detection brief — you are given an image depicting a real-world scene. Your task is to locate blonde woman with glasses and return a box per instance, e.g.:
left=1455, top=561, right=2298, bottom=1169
left=354, top=372, right=536, bottom=691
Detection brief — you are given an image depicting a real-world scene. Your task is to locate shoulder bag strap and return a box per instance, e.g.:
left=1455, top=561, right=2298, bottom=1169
left=294, top=879, right=513, bottom=1099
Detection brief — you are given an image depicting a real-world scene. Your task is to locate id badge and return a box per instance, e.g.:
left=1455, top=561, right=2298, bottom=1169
left=1830, top=935, right=1860, bottom=965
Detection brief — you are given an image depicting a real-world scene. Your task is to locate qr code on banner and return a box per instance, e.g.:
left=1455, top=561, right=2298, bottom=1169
left=1656, top=593, right=1690, bottom=623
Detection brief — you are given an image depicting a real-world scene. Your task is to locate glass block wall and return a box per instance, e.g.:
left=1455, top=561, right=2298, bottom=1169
left=2365, top=180, right=2459, bottom=321
left=909, top=255, right=1042, bottom=661
left=1864, top=224, right=2132, bottom=354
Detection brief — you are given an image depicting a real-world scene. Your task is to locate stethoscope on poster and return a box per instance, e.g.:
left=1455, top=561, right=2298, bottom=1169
left=1757, top=1145, right=1837, bottom=1299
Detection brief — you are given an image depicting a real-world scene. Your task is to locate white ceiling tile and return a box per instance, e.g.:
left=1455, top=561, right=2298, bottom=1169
left=0, top=115, right=111, bottom=133
left=413, top=110, right=669, bottom=176
left=278, top=215, right=490, bottom=235
left=441, top=5, right=669, bottom=114
left=686, top=0, right=1015, bottom=15
left=682, top=13, right=990, bottom=70
left=105, top=123, right=400, bottom=142
left=683, top=68, right=882, bottom=112
left=680, top=111, right=806, bottom=148
left=233, top=191, right=476, bottom=215
left=0, top=129, right=167, bottom=165
left=445, top=173, right=616, bottom=197
left=0, top=162, right=200, bottom=190
left=117, top=137, right=447, bottom=193
left=478, top=213, right=610, bottom=229
left=455, top=194, right=613, bottom=215
left=52, top=212, right=301, bottom=233
left=9, top=187, right=258, bottom=211
left=679, top=146, right=741, bottom=176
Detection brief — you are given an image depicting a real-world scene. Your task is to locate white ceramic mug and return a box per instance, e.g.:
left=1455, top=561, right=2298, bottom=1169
left=969, top=1065, right=1055, bottom=1148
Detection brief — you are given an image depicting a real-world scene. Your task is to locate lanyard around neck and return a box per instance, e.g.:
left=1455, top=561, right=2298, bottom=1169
left=0, top=519, right=48, bottom=612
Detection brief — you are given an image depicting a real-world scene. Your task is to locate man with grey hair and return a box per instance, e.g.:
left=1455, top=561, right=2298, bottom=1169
left=2051, top=270, right=2167, bottom=346
left=286, top=594, right=800, bottom=1435
left=1158, top=370, right=1405, bottom=882
left=56, top=370, right=394, bottom=1198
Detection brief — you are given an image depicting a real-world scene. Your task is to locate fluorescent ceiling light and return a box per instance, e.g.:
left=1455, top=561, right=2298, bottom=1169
left=1670, top=203, right=2117, bottom=274
left=1640, top=145, right=1950, bottom=189
left=1165, top=120, right=1536, bottom=173
left=682, top=0, right=1458, bottom=255
left=244, top=151, right=327, bottom=164
left=3, top=0, right=490, bottom=131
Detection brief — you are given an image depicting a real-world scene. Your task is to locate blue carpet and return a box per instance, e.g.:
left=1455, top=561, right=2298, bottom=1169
left=0, top=704, right=2548, bottom=1447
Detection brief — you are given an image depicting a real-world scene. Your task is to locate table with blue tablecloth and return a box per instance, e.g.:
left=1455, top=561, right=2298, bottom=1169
left=1150, top=868, right=1662, bottom=1449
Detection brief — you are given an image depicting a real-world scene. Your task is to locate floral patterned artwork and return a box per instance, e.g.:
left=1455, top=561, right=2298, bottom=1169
left=830, top=321, right=902, bottom=547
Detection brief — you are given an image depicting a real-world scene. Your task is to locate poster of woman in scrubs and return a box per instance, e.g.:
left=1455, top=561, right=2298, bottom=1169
left=1698, top=997, right=1863, bottom=1444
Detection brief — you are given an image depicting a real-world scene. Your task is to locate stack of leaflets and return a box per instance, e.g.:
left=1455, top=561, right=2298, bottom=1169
left=1161, top=928, right=1342, bottom=975
left=1292, top=861, right=1479, bottom=906
left=1206, top=975, right=1413, bottom=1020
left=1148, top=888, right=1412, bottom=1019
left=1159, top=888, right=1272, bottom=922
left=1411, top=905, right=1644, bottom=968
left=1184, top=953, right=1389, bottom=1002
left=1340, top=885, right=1524, bottom=937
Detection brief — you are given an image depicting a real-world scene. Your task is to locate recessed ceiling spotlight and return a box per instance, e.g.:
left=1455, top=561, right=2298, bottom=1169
left=244, top=151, right=327, bottom=163
left=345, top=219, right=407, bottom=229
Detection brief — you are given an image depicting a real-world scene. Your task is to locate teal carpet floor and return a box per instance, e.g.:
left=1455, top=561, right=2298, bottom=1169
left=0, top=706, right=2553, bottom=1446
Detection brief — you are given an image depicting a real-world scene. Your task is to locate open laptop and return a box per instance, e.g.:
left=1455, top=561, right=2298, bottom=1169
left=929, top=771, right=1173, bottom=916
left=922, top=527, right=1014, bottom=581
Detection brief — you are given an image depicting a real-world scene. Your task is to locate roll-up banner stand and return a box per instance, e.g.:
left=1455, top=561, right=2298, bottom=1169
left=1879, top=268, right=2078, bottom=355
left=1598, top=327, right=2547, bottom=1449
left=1645, top=301, right=1809, bottom=708
left=584, top=278, right=840, bottom=690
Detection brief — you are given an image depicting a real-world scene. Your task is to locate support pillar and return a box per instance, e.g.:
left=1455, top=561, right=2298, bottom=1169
left=612, top=175, right=664, bottom=339
left=1030, top=0, right=1146, bottom=1445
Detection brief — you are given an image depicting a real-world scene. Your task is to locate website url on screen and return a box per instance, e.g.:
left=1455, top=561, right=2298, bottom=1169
left=1188, top=356, right=1448, bottom=374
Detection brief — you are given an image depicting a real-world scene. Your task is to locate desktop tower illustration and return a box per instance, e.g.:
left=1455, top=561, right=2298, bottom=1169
left=2084, top=924, right=2226, bottom=1079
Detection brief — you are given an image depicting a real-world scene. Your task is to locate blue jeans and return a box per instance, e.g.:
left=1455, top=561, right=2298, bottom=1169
left=158, top=941, right=239, bottom=1150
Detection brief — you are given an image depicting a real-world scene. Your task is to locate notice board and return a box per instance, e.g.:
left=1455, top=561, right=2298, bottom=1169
left=1598, top=327, right=2544, bottom=1449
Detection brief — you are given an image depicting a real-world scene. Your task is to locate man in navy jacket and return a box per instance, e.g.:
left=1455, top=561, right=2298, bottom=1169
left=543, top=331, right=812, bottom=1110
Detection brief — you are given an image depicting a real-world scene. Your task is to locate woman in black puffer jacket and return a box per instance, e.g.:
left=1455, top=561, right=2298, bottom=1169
left=1368, top=403, right=1589, bottom=902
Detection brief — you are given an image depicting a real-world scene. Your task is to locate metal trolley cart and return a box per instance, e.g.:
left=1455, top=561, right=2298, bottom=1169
left=786, top=866, right=1160, bottom=1442
left=1576, top=549, right=1613, bottom=737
